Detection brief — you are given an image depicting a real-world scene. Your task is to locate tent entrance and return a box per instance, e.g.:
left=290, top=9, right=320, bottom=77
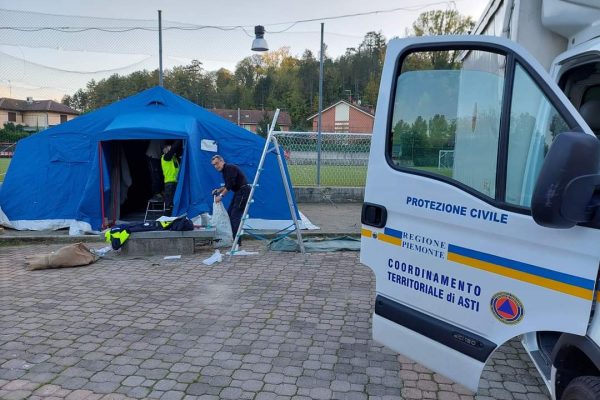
left=101, top=139, right=161, bottom=224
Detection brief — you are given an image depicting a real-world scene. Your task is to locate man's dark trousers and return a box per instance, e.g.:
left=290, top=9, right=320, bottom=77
left=164, top=182, right=176, bottom=213
left=147, top=156, right=163, bottom=196
left=228, top=185, right=250, bottom=245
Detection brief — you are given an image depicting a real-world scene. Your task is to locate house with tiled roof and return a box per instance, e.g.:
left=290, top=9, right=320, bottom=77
left=307, top=100, right=375, bottom=133
left=209, top=108, right=291, bottom=133
left=0, top=97, right=79, bottom=130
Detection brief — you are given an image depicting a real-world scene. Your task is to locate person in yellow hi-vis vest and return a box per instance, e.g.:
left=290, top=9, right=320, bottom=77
left=160, top=141, right=181, bottom=213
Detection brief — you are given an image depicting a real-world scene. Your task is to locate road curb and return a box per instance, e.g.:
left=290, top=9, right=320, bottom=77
left=0, top=231, right=360, bottom=246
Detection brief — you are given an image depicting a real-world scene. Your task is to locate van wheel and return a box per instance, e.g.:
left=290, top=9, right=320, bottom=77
left=561, top=376, right=600, bottom=400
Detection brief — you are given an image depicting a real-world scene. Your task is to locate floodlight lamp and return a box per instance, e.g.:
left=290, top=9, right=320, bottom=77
left=251, top=25, right=269, bottom=52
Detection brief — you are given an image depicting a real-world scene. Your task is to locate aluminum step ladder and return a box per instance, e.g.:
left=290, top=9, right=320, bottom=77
left=230, top=109, right=305, bottom=254
left=144, top=199, right=166, bottom=222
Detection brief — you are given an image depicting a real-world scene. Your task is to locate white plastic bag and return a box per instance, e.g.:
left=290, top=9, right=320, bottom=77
left=191, top=212, right=211, bottom=227
left=212, top=199, right=232, bottom=247
left=202, top=250, right=223, bottom=265
left=90, top=245, right=113, bottom=257
left=226, top=250, right=259, bottom=256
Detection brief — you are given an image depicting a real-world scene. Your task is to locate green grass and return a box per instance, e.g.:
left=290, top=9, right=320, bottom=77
left=0, top=158, right=10, bottom=182
left=414, top=166, right=453, bottom=178
left=288, top=165, right=367, bottom=187
left=287, top=164, right=452, bottom=187
left=0, top=158, right=366, bottom=186
left=0, top=158, right=449, bottom=186
left=0, top=158, right=365, bottom=186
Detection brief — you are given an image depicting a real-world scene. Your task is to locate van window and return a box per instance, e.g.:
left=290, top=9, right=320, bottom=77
left=506, top=63, right=569, bottom=207
left=390, top=50, right=506, bottom=199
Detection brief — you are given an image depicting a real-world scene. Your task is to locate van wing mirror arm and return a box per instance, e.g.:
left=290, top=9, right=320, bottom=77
left=532, top=132, right=600, bottom=228
left=561, top=174, right=600, bottom=225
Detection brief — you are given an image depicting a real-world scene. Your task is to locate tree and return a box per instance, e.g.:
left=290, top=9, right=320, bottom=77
left=410, top=10, right=475, bottom=69
left=336, top=32, right=386, bottom=107
left=298, top=50, right=319, bottom=112
left=254, top=74, right=273, bottom=109
left=261, top=47, right=292, bottom=69
left=63, top=16, right=474, bottom=129
left=363, top=76, right=380, bottom=107
left=164, top=59, right=216, bottom=106
left=215, top=68, right=233, bottom=90
left=0, top=122, right=31, bottom=142
left=234, top=57, right=257, bottom=87
left=411, top=10, right=474, bottom=36
left=255, top=111, right=280, bottom=138
left=392, top=119, right=411, bottom=158
left=428, top=114, right=450, bottom=149
left=406, top=116, right=429, bottom=166
left=61, top=89, right=90, bottom=113
left=213, top=68, right=237, bottom=108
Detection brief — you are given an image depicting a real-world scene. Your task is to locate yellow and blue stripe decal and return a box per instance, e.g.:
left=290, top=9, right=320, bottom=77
left=362, top=227, right=402, bottom=246
left=362, top=225, right=597, bottom=301
left=448, top=245, right=596, bottom=301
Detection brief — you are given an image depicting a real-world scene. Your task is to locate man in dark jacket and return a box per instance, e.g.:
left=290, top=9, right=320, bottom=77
left=211, top=154, right=250, bottom=246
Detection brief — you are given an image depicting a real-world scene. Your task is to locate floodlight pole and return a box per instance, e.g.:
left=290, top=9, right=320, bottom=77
left=158, top=10, right=164, bottom=86
left=316, top=22, right=324, bottom=186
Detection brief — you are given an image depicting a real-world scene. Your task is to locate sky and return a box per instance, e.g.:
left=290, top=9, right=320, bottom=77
left=0, top=0, right=490, bottom=100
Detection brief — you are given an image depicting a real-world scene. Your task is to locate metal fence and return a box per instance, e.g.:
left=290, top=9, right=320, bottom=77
left=275, top=131, right=371, bottom=187
left=1, top=132, right=373, bottom=186
left=0, top=141, right=16, bottom=182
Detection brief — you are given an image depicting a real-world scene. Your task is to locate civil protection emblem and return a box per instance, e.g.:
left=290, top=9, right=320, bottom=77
left=490, top=292, right=524, bottom=324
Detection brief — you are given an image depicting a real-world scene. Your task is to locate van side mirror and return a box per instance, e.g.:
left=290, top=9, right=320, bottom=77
left=531, top=132, right=600, bottom=228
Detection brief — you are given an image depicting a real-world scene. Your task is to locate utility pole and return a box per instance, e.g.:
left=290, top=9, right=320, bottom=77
left=158, top=10, right=163, bottom=86
left=316, top=22, right=324, bottom=186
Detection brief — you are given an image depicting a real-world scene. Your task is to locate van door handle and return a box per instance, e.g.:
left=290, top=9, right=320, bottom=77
left=361, top=203, right=387, bottom=228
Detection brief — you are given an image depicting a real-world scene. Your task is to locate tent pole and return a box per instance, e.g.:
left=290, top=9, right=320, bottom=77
left=113, top=145, right=120, bottom=226
left=98, top=142, right=106, bottom=229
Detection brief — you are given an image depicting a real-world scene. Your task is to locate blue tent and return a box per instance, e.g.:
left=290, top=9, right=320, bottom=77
left=0, top=87, right=300, bottom=233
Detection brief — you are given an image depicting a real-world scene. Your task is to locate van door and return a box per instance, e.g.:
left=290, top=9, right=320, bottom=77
left=360, top=36, right=600, bottom=392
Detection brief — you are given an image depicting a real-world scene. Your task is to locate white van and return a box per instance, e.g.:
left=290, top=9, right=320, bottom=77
left=360, top=33, right=600, bottom=400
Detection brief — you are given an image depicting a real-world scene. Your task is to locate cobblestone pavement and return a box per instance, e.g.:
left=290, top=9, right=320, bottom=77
left=0, top=243, right=551, bottom=400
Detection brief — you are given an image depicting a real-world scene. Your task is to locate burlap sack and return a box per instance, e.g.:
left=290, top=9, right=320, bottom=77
left=25, top=242, right=98, bottom=271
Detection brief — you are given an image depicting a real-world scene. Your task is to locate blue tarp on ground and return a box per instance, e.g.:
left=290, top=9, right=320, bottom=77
left=0, top=87, right=299, bottom=233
